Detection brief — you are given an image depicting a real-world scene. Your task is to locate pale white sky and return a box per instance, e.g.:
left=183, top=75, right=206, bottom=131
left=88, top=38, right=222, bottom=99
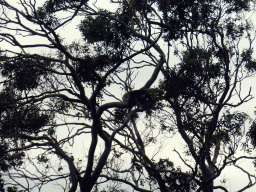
left=2, top=0, right=256, bottom=191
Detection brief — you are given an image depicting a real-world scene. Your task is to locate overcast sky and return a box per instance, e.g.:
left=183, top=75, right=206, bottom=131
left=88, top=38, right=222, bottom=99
left=2, top=0, right=256, bottom=191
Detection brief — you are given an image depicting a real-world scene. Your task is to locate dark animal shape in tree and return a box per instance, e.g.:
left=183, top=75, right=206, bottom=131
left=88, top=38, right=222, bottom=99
left=122, top=90, right=152, bottom=107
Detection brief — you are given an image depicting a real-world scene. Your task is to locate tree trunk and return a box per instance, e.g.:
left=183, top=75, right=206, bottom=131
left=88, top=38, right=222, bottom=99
left=202, top=166, right=214, bottom=192
left=80, top=180, right=94, bottom=192
left=200, top=158, right=214, bottom=192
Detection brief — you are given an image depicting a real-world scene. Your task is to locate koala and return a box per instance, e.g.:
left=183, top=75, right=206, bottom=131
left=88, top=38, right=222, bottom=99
left=122, top=89, right=152, bottom=107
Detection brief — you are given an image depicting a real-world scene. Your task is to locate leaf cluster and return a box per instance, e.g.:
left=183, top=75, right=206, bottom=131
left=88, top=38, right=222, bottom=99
left=1, top=56, right=50, bottom=91
left=248, top=120, right=256, bottom=148
left=216, top=111, right=249, bottom=143
left=242, top=49, right=256, bottom=72
left=34, top=0, right=87, bottom=27
left=161, top=48, right=222, bottom=101
left=0, top=142, right=25, bottom=172
left=79, top=14, right=131, bottom=49
left=75, top=54, right=118, bottom=83
left=152, top=158, right=196, bottom=191
left=157, top=0, right=216, bottom=40
left=0, top=102, right=52, bottom=136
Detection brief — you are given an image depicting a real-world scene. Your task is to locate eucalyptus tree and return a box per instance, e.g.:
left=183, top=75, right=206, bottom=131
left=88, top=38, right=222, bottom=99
left=0, top=0, right=256, bottom=192
left=0, top=0, right=165, bottom=191
left=91, top=1, right=256, bottom=192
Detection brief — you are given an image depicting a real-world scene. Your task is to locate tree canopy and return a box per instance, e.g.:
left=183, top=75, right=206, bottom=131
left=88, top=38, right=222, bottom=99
left=0, top=0, right=256, bottom=192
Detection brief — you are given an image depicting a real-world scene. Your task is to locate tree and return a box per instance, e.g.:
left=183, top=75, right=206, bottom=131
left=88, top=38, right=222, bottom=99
left=0, top=0, right=256, bottom=192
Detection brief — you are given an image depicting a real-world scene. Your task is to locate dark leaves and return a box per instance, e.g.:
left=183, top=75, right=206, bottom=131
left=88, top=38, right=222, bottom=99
left=161, top=48, right=221, bottom=101
left=0, top=141, right=25, bottom=172
left=247, top=121, right=256, bottom=148
left=1, top=56, right=50, bottom=91
left=0, top=103, right=52, bottom=136
left=217, top=111, right=249, bottom=143
left=79, top=15, right=131, bottom=49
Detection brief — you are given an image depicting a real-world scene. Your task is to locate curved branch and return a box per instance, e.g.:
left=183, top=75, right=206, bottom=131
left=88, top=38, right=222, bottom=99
left=213, top=186, right=228, bottom=192
left=97, top=11, right=166, bottom=90
left=19, top=135, right=79, bottom=192
left=99, top=175, right=151, bottom=192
